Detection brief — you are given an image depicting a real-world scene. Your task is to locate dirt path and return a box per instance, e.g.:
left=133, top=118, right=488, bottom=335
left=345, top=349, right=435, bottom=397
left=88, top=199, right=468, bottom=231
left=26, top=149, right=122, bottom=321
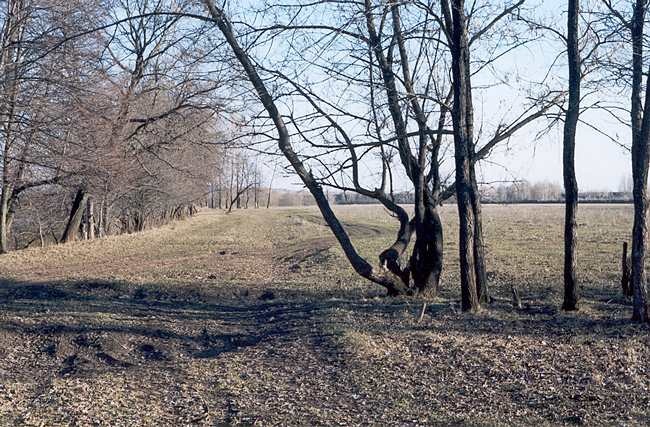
left=0, top=207, right=649, bottom=425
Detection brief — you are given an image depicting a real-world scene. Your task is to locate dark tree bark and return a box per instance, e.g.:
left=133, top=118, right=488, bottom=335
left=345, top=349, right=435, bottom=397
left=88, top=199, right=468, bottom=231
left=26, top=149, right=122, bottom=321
left=410, top=201, right=444, bottom=297
left=630, top=0, right=650, bottom=322
left=562, top=0, right=580, bottom=311
left=62, top=188, right=89, bottom=243
left=210, top=182, right=214, bottom=209
left=470, top=167, right=488, bottom=303
left=622, top=242, right=632, bottom=297
left=366, top=1, right=444, bottom=296
left=444, top=0, right=481, bottom=311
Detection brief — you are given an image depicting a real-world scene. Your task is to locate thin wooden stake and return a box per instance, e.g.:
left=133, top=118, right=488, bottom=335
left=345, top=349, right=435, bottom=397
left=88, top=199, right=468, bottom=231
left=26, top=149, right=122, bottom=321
left=417, top=302, right=427, bottom=323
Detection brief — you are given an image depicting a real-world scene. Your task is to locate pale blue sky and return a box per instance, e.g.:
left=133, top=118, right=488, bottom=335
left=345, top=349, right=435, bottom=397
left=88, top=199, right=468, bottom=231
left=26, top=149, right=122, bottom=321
left=257, top=0, right=634, bottom=192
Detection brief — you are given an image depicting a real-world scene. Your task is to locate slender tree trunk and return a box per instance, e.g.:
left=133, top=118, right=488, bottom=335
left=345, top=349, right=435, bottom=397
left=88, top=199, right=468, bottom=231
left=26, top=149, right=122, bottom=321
left=630, top=0, right=649, bottom=322
left=218, top=182, right=222, bottom=209
left=470, top=166, right=489, bottom=303
left=562, top=0, right=580, bottom=311
left=446, top=0, right=480, bottom=311
left=81, top=218, right=88, bottom=240
left=0, top=182, right=11, bottom=253
left=229, top=161, right=234, bottom=210
left=87, top=198, right=95, bottom=240
left=62, top=188, right=89, bottom=243
left=98, top=198, right=105, bottom=238
left=210, top=182, right=214, bottom=209
left=267, top=163, right=276, bottom=208
left=38, top=218, right=44, bottom=247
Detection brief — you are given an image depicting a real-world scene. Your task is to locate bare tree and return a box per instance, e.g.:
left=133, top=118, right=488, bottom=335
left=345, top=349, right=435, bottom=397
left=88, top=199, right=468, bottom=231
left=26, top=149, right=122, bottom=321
left=562, top=0, right=581, bottom=311
left=199, top=0, right=555, bottom=302
left=601, top=0, right=650, bottom=321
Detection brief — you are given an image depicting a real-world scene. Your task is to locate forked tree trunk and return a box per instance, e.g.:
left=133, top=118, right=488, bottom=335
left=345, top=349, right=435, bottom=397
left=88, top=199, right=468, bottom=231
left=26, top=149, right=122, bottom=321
left=410, top=198, right=444, bottom=296
left=562, top=0, right=580, bottom=311
left=387, top=2, right=444, bottom=297
left=204, top=0, right=409, bottom=296
left=380, top=216, right=414, bottom=287
left=62, top=188, right=89, bottom=243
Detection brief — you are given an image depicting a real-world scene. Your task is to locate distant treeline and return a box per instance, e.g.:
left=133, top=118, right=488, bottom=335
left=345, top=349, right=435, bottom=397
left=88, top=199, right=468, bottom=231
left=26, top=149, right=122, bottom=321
left=332, top=182, right=633, bottom=205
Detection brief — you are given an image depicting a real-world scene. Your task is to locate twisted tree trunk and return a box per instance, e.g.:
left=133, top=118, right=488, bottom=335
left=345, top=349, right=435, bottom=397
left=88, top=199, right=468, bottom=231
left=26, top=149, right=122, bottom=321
left=204, top=0, right=410, bottom=296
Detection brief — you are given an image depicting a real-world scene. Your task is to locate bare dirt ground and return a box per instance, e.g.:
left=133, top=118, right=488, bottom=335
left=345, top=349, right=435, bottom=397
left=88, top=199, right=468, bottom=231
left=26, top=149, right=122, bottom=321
left=0, top=204, right=649, bottom=426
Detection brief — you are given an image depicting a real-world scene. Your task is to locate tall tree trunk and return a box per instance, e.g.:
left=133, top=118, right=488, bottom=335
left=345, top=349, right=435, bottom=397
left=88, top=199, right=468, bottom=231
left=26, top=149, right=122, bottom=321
left=446, top=0, right=480, bottom=311
left=630, top=0, right=650, bottom=322
left=62, top=188, right=89, bottom=243
left=0, top=0, right=27, bottom=255
left=388, top=2, right=444, bottom=297
left=562, top=0, right=580, bottom=311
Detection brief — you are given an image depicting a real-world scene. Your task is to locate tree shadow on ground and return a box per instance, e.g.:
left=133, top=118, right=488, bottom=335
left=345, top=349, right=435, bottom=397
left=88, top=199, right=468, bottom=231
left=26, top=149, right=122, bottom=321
left=0, top=276, right=642, bottom=366
left=1, top=276, right=648, bottom=426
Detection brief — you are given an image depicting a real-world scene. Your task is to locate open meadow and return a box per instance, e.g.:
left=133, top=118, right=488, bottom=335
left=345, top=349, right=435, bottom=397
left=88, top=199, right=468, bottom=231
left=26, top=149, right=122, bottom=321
left=0, top=204, right=649, bottom=425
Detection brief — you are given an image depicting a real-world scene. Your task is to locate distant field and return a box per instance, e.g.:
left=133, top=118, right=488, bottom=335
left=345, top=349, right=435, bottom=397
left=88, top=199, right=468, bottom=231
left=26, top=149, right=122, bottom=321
left=1, top=204, right=648, bottom=425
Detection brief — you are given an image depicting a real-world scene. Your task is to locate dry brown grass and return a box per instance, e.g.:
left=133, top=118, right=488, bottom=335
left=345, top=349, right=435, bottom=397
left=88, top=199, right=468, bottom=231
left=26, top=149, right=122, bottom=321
left=0, top=204, right=648, bottom=426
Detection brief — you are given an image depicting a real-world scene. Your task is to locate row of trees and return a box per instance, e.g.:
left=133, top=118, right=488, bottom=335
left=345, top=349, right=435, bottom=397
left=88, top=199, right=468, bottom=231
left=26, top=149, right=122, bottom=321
left=209, top=149, right=268, bottom=211
left=0, top=0, right=235, bottom=251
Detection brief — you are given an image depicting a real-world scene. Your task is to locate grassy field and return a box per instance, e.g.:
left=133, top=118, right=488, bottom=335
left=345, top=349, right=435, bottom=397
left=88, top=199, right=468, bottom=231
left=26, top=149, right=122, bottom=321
left=0, top=204, right=649, bottom=425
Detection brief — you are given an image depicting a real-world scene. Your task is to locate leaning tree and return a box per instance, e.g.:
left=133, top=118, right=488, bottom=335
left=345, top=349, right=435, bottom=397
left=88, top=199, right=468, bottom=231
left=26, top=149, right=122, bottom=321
left=197, top=0, right=558, bottom=307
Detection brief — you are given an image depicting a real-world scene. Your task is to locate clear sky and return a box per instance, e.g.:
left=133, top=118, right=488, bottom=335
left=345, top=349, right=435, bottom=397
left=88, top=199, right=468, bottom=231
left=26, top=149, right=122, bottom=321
left=477, top=0, right=632, bottom=192
left=259, top=0, right=634, bottom=192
